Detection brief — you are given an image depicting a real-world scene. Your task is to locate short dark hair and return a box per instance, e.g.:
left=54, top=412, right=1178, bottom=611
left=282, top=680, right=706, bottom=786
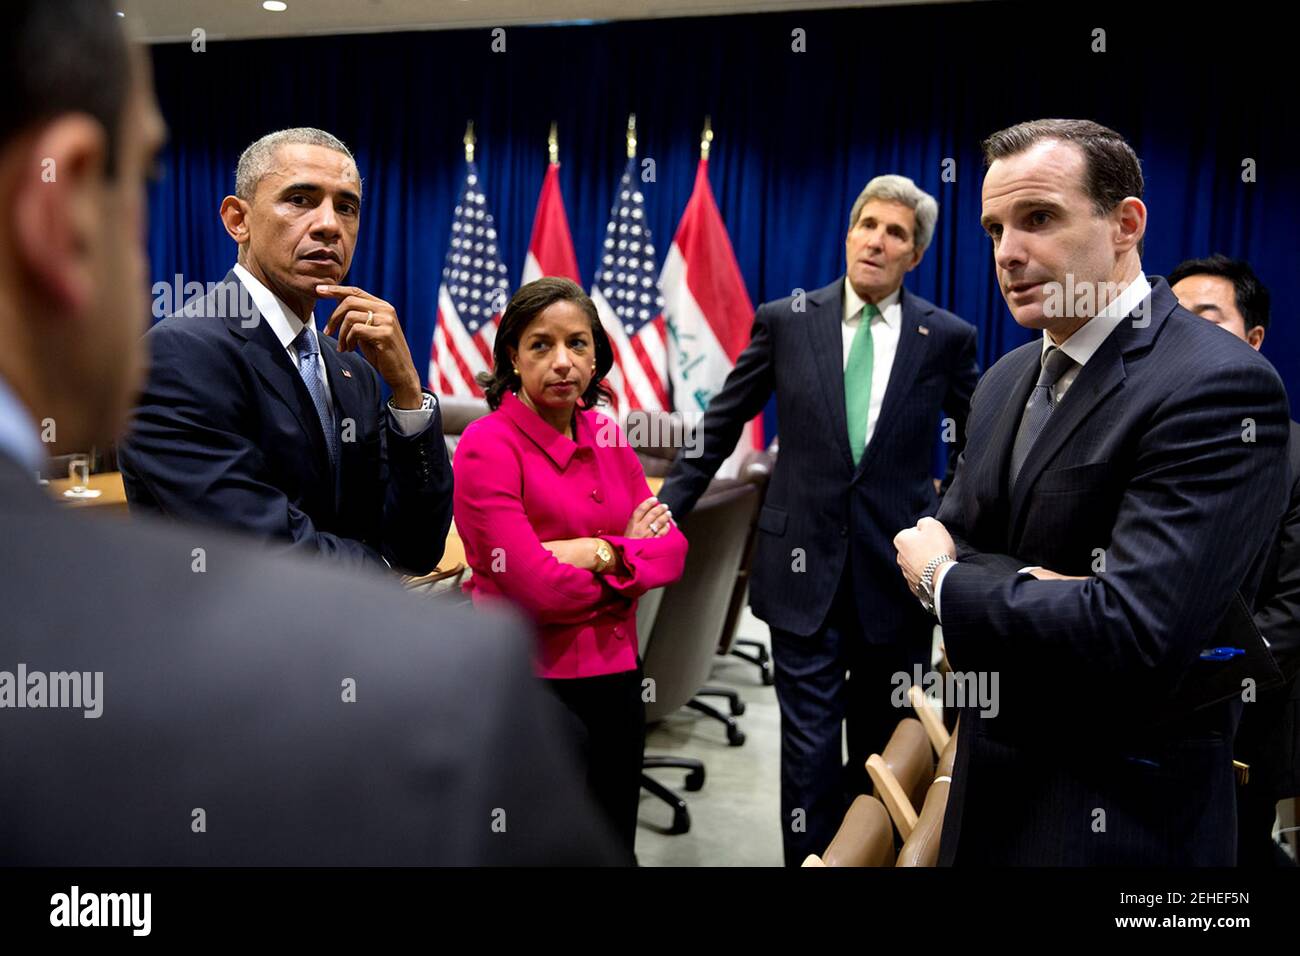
left=2, top=1, right=131, bottom=176
left=1168, top=254, right=1271, bottom=333
left=479, top=277, right=616, bottom=412
left=982, top=119, right=1144, bottom=234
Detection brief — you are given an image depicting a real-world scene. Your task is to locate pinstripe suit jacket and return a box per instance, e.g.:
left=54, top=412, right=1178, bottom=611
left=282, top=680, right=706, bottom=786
left=935, top=277, right=1290, bottom=865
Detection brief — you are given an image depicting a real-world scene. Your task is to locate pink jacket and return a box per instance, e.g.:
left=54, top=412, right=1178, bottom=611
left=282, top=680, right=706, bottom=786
left=453, top=391, right=689, bottom=678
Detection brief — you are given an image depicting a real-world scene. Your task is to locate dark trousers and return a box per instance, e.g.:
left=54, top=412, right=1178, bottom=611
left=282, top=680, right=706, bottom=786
left=544, top=666, right=646, bottom=862
left=770, top=573, right=930, bottom=867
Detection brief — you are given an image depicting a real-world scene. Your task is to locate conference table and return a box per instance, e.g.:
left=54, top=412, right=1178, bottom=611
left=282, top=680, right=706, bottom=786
left=46, top=471, right=666, bottom=578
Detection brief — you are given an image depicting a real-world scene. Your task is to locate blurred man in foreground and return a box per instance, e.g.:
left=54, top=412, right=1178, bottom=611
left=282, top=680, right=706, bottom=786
left=0, top=0, right=617, bottom=866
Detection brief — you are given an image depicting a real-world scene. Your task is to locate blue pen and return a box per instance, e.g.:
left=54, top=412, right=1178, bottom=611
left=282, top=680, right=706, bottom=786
left=1199, top=646, right=1245, bottom=661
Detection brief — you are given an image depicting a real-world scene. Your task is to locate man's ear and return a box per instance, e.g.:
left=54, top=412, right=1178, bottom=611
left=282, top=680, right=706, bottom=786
left=220, top=194, right=251, bottom=246
left=1113, top=196, right=1147, bottom=254
left=1248, top=325, right=1265, bottom=351
left=12, top=115, right=108, bottom=315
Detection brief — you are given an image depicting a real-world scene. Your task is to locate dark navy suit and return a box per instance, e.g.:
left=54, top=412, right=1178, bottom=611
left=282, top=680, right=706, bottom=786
left=1, top=452, right=619, bottom=865
left=120, top=270, right=451, bottom=575
left=659, top=276, right=979, bottom=865
left=936, top=277, right=1290, bottom=865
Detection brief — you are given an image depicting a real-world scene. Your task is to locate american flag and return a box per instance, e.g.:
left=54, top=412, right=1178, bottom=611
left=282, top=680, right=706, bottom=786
left=428, top=162, right=511, bottom=397
left=591, top=158, right=669, bottom=416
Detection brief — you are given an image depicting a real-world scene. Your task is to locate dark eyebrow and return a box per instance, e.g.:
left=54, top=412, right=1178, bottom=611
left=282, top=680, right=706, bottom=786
left=280, top=183, right=362, bottom=206
left=1025, top=198, right=1066, bottom=216
left=981, top=198, right=1067, bottom=231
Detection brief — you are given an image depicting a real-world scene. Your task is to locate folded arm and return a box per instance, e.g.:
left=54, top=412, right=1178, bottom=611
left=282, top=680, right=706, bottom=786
left=453, top=433, right=619, bottom=626
left=598, top=444, right=689, bottom=599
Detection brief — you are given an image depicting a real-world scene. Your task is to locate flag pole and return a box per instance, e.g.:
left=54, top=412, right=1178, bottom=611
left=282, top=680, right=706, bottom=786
left=626, top=113, right=637, bottom=159
left=463, top=121, right=475, bottom=163
left=700, top=115, right=713, bottom=161
left=548, top=121, right=559, bottom=164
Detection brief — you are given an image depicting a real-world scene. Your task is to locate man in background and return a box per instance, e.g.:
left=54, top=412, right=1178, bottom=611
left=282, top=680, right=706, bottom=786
left=660, top=175, right=979, bottom=865
left=119, top=125, right=451, bottom=575
left=0, top=0, right=617, bottom=866
left=1171, top=254, right=1300, bottom=866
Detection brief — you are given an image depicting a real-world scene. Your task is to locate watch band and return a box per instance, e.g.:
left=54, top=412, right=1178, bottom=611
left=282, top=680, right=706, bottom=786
left=919, top=554, right=954, bottom=613
left=593, top=539, right=614, bottom=573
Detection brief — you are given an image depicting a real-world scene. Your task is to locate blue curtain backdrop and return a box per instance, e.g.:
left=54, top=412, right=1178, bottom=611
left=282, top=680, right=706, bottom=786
left=146, top=1, right=1299, bottom=457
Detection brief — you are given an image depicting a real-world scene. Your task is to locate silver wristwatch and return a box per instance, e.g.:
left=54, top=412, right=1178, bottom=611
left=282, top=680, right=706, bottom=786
left=918, top=554, right=954, bottom=615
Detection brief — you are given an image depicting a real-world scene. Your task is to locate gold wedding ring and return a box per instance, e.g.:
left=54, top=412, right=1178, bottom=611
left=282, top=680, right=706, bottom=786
left=366, top=310, right=374, bottom=325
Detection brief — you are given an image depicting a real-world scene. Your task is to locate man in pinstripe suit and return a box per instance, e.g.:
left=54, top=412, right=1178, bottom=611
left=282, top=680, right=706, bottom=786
left=894, top=120, right=1290, bottom=865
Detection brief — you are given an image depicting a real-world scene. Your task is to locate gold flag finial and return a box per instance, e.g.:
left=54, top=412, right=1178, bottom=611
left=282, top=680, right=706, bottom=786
left=548, top=121, right=559, bottom=164
left=700, top=115, right=713, bottom=161
left=463, top=121, right=475, bottom=164
left=626, top=113, right=637, bottom=159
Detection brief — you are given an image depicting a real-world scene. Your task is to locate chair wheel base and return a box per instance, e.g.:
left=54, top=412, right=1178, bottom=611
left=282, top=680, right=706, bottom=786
left=670, top=807, right=691, bottom=835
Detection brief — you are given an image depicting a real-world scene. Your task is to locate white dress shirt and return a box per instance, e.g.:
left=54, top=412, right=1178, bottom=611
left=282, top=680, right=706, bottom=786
left=232, top=264, right=434, bottom=435
left=842, top=279, right=903, bottom=451
left=1038, top=271, right=1151, bottom=404
left=933, top=271, right=1152, bottom=622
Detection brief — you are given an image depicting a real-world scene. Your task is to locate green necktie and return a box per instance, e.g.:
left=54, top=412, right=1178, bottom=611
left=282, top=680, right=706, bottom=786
left=845, top=302, right=879, bottom=463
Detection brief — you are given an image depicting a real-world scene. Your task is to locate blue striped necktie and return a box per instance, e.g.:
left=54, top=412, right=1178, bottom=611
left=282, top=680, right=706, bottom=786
left=292, top=325, right=339, bottom=471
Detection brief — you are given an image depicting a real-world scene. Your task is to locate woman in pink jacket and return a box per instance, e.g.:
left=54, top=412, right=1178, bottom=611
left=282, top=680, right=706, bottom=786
left=453, top=277, right=688, bottom=855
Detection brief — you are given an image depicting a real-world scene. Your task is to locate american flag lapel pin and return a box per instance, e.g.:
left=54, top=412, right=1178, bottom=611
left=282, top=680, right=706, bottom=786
left=918, top=325, right=930, bottom=336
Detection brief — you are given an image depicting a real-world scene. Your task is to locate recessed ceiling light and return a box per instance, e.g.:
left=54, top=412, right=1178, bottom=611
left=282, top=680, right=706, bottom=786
left=262, top=1, right=288, bottom=11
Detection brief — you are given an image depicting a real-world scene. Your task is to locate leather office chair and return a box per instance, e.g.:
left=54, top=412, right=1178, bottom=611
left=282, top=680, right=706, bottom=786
left=639, top=480, right=759, bottom=834
left=896, top=726, right=958, bottom=866
left=865, top=717, right=934, bottom=840
left=896, top=776, right=950, bottom=867
left=402, top=564, right=467, bottom=595
left=936, top=723, right=958, bottom=779
left=717, top=445, right=778, bottom=686
left=802, top=795, right=896, bottom=867
left=621, top=410, right=777, bottom=686
left=908, top=683, right=951, bottom=757
left=438, top=395, right=491, bottom=456
left=622, top=409, right=690, bottom=479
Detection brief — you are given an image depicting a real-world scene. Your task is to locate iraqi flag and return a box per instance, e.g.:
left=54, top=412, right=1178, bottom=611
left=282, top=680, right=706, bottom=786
left=521, top=162, right=580, bottom=286
left=428, top=162, right=511, bottom=397
left=660, top=157, right=762, bottom=476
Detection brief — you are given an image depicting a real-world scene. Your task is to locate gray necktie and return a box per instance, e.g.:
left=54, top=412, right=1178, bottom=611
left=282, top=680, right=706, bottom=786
left=292, top=326, right=339, bottom=471
left=1009, top=345, right=1075, bottom=490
